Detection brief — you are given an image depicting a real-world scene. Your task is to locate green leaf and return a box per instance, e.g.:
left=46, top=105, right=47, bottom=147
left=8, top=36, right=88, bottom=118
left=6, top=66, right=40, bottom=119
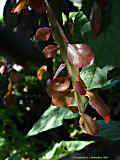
left=80, top=64, right=113, bottom=90
left=97, top=120, right=120, bottom=140
left=77, top=0, right=120, bottom=67
left=41, top=141, right=94, bottom=160
left=27, top=106, right=79, bottom=136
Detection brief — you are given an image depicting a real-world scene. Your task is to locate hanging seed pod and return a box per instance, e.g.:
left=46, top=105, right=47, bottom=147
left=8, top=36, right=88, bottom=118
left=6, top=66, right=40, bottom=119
left=35, top=27, right=52, bottom=41
left=67, top=44, right=94, bottom=68
left=79, top=113, right=99, bottom=135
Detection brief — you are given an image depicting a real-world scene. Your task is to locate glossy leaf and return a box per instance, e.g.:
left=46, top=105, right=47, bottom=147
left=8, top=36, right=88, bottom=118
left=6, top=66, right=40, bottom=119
left=37, top=65, right=47, bottom=81
left=41, top=140, right=94, bottom=160
left=35, top=27, right=52, bottom=41
left=86, top=91, right=110, bottom=124
left=90, top=0, right=102, bottom=37
left=29, top=0, right=46, bottom=14
left=27, top=105, right=79, bottom=136
left=47, top=77, right=71, bottom=92
left=79, top=113, right=99, bottom=135
left=42, top=45, right=59, bottom=59
left=80, top=64, right=113, bottom=90
left=11, top=0, right=28, bottom=14
left=67, top=44, right=94, bottom=68
left=52, top=91, right=74, bottom=107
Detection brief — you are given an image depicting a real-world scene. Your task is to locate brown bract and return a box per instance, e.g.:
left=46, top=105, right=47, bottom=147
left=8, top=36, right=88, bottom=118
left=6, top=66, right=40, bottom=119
left=42, top=45, right=59, bottom=59
left=86, top=91, right=110, bottom=124
left=47, top=77, right=71, bottom=92
left=67, top=44, right=95, bottom=68
left=79, top=113, right=99, bottom=135
left=35, top=27, right=52, bottom=41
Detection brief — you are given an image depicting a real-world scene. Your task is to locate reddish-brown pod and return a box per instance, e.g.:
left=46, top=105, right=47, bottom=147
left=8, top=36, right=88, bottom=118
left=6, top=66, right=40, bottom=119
left=67, top=44, right=95, bottom=68
left=42, top=45, right=59, bottom=59
left=29, top=0, right=46, bottom=14
left=47, top=77, right=70, bottom=92
left=11, top=0, right=28, bottom=14
left=79, top=113, right=99, bottom=135
left=86, top=91, right=110, bottom=124
left=35, top=27, right=52, bottom=41
left=90, top=0, right=102, bottom=37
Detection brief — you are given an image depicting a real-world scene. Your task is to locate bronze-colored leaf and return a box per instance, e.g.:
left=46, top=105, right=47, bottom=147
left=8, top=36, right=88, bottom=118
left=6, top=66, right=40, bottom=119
left=42, top=45, right=59, bottom=59
left=79, top=113, right=99, bottom=135
left=35, top=27, right=52, bottom=41
left=86, top=91, right=110, bottom=124
left=90, top=0, right=102, bottom=37
left=67, top=44, right=95, bottom=68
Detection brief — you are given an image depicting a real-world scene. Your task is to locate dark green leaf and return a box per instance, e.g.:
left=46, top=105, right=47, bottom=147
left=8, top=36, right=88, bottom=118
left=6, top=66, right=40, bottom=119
left=97, top=120, right=120, bottom=140
left=41, top=141, right=94, bottom=160
left=80, top=64, right=113, bottom=90
left=27, top=105, right=79, bottom=136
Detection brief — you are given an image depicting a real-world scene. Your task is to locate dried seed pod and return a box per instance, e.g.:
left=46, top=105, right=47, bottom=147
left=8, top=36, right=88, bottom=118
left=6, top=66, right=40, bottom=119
left=35, top=27, right=52, bottom=41
left=67, top=44, right=94, bottom=68
left=79, top=113, right=99, bottom=135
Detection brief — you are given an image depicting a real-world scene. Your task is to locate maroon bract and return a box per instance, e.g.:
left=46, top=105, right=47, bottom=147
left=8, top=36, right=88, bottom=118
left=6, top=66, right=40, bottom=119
left=86, top=91, right=110, bottom=124
left=79, top=113, right=99, bottom=135
left=68, top=104, right=79, bottom=113
left=67, top=44, right=95, bottom=68
left=47, top=77, right=71, bottom=92
left=35, top=27, right=52, bottom=41
left=42, top=45, right=59, bottom=58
